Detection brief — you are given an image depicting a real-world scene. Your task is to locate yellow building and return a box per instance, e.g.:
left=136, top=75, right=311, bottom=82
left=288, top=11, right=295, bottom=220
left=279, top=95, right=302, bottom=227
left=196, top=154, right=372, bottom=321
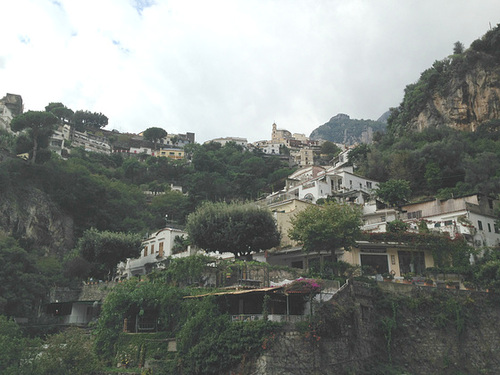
left=156, top=148, right=185, bottom=160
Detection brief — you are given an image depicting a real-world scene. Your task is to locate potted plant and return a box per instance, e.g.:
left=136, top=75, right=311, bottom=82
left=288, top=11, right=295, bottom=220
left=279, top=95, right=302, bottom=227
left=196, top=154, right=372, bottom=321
left=446, top=280, right=457, bottom=289
left=424, top=278, right=434, bottom=286
left=382, top=272, right=394, bottom=282
left=463, top=281, right=475, bottom=290
left=403, top=272, right=414, bottom=284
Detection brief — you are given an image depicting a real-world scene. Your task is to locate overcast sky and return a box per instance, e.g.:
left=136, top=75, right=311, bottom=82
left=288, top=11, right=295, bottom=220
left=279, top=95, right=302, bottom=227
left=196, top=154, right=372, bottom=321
left=1, top=1, right=499, bottom=143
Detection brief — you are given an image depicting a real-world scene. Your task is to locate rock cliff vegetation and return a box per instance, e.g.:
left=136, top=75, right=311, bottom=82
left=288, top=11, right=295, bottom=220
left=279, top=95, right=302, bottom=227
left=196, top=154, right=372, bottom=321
left=388, top=24, right=500, bottom=136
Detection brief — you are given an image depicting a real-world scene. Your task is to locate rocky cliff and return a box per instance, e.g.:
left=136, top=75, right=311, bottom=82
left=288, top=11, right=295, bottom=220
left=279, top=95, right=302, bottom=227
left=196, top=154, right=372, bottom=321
left=0, top=187, right=74, bottom=255
left=389, top=25, right=500, bottom=136
left=409, top=64, right=500, bottom=132
left=248, top=282, right=500, bottom=375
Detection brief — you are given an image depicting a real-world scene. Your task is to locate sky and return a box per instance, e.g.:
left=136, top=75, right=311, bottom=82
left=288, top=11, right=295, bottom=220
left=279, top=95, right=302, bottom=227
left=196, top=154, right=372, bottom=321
left=1, top=1, right=500, bottom=144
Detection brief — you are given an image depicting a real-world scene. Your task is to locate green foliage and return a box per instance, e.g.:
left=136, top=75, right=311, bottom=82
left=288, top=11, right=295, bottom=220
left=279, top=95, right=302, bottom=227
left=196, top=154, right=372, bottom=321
left=10, top=110, right=58, bottom=164
left=94, top=279, right=187, bottom=361
left=186, top=201, right=280, bottom=258
left=289, top=201, right=362, bottom=256
left=150, top=254, right=214, bottom=287
left=185, top=142, right=291, bottom=202
left=176, top=297, right=278, bottom=375
left=73, top=110, right=108, bottom=131
left=30, top=327, right=99, bottom=375
left=375, top=179, right=411, bottom=207
left=0, top=316, right=36, bottom=375
left=77, top=228, right=142, bottom=280
left=142, top=127, right=167, bottom=148
left=0, top=235, right=47, bottom=317
left=45, top=102, right=74, bottom=124
left=386, top=219, right=409, bottom=233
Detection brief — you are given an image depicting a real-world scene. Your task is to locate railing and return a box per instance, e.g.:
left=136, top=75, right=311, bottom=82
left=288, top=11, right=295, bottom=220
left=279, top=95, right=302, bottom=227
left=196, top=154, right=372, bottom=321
left=231, top=314, right=307, bottom=323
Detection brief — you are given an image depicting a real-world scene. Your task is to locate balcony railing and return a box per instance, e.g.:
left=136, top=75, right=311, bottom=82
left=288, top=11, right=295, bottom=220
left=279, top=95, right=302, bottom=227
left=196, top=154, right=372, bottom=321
left=231, top=314, right=307, bottom=323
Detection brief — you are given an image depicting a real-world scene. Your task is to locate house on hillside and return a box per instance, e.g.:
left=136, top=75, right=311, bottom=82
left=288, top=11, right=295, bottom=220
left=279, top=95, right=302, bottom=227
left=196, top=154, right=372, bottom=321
left=116, top=227, right=194, bottom=279
left=267, top=160, right=378, bottom=205
left=402, top=194, right=500, bottom=249
left=186, top=285, right=310, bottom=323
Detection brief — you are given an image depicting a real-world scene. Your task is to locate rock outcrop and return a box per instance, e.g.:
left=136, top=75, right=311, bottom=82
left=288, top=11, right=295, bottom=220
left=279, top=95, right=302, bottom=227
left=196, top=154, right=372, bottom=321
left=409, top=65, right=500, bottom=132
left=0, top=188, right=74, bottom=255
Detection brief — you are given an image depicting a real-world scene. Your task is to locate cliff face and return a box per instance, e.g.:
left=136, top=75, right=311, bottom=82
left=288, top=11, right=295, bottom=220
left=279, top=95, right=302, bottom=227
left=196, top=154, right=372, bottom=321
left=248, top=282, right=500, bottom=375
left=410, top=65, right=500, bottom=132
left=0, top=188, right=74, bottom=255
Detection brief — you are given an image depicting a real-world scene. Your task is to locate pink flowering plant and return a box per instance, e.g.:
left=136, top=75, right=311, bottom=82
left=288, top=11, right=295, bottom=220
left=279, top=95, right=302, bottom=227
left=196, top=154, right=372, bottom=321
left=285, top=278, right=322, bottom=295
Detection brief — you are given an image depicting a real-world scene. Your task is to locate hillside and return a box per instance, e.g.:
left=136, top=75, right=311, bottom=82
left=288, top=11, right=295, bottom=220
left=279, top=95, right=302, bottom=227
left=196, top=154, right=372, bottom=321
left=310, top=113, right=387, bottom=145
left=388, top=24, right=500, bottom=136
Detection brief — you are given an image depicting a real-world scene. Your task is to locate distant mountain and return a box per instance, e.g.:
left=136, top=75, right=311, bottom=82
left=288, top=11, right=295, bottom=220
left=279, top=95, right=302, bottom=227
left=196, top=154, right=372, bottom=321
left=309, top=113, right=387, bottom=145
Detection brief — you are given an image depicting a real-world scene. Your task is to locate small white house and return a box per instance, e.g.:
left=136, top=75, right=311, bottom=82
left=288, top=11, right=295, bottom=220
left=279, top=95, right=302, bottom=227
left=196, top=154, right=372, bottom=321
left=117, top=227, right=193, bottom=279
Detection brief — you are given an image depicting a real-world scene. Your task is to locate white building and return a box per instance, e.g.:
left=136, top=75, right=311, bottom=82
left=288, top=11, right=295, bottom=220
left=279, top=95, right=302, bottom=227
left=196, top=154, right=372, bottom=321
left=268, top=161, right=378, bottom=205
left=206, top=137, right=248, bottom=147
left=402, top=194, right=500, bottom=249
left=117, top=227, right=193, bottom=279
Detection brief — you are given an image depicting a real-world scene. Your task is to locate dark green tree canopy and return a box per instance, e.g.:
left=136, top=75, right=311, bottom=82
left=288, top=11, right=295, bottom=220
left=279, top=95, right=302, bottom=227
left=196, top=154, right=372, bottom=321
left=77, top=228, right=142, bottom=279
left=288, top=201, right=362, bottom=257
left=185, top=201, right=280, bottom=258
left=10, top=110, right=58, bottom=164
left=143, top=127, right=167, bottom=149
left=0, top=235, right=47, bottom=317
left=45, top=102, right=74, bottom=124
left=73, top=110, right=108, bottom=131
left=375, top=179, right=412, bottom=208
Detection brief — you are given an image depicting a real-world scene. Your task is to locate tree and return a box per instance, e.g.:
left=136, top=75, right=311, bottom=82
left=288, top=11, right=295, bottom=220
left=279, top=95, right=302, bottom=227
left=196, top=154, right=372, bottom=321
left=73, top=110, right=108, bottom=131
left=30, top=327, right=99, bottom=375
left=453, top=41, right=465, bottom=55
left=375, top=179, right=412, bottom=208
left=0, top=316, right=32, bottom=375
left=288, top=201, right=362, bottom=259
left=10, top=111, right=58, bottom=164
left=45, top=102, right=74, bottom=124
left=185, top=201, right=280, bottom=258
left=143, top=127, right=167, bottom=150
left=320, top=141, right=341, bottom=157
left=77, top=228, right=142, bottom=280
left=0, top=235, right=47, bottom=317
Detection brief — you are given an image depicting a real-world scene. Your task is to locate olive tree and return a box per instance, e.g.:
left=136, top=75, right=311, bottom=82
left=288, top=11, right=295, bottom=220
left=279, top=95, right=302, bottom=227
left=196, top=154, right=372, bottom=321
left=288, top=201, right=362, bottom=259
left=77, top=228, right=142, bottom=280
left=185, top=201, right=280, bottom=258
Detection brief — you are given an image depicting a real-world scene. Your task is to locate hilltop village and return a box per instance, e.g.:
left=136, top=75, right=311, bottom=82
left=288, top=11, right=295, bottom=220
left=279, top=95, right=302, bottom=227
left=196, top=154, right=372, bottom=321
left=2, top=88, right=500, bottom=374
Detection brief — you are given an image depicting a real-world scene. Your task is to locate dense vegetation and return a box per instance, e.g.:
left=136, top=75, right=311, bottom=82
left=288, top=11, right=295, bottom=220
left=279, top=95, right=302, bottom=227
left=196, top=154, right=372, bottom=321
left=348, top=125, right=500, bottom=199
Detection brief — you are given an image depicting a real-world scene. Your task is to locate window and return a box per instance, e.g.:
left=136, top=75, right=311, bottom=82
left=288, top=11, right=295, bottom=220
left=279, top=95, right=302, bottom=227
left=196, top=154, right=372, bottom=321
left=444, top=220, right=453, bottom=226
left=367, top=182, right=372, bottom=189
left=291, top=261, right=303, bottom=269
left=159, top=242, right=164, bottom=257
left=495, top=224, right=499, bottom=234
left=151, top=244, right=154, bottom=254
left=488, top=223, right=492, bottom=232
left=407, top=211, right=422, bottom=220
left=478, top=220, right=483, bottom=230
left=143, top=246, right=148, bottom=257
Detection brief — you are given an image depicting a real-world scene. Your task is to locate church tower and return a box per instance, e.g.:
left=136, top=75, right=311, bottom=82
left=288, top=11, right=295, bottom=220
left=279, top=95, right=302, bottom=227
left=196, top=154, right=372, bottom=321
left=272, top=122, right=277, bottom=141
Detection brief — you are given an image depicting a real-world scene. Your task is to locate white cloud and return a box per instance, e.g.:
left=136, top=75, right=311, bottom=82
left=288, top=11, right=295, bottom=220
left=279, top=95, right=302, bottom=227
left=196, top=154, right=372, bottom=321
left=1, top=0, right=499, bottom=142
